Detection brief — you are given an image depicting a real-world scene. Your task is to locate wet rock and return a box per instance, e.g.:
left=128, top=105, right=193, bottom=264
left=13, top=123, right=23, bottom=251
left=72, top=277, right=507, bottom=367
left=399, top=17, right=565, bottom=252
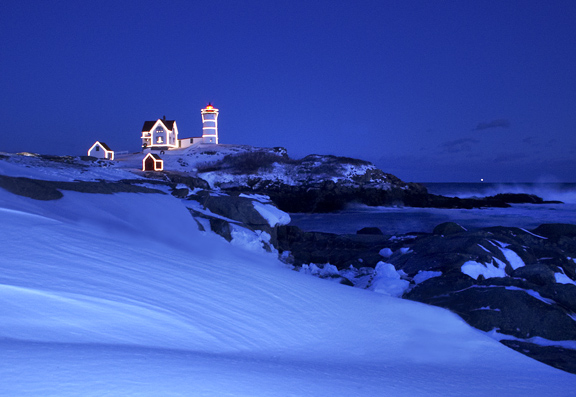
left=171, top=187, right=189, bottom=198
left=532, top=223, right=576, bottom=239
left=193, top=192, right=269, bottom=229
left=512, top=264, right=557, bottom=286
left=405, top=275, right=576, bottom=341
left=165, top=173, right=210, bottom=190
left=276, top=225, right=393, bottom=269
left=487, top=193, right=544, bottom=204
left=357, top=227, right=384, bottom=235
left=432, top=222, right=467, bottom=235
left=0, top=175, right=167, bottom=201
left=501, top=340, right=576, bottom=375
left=209, top=218, right=232, bottom=242
left=0, top=175, right=63, bottom=200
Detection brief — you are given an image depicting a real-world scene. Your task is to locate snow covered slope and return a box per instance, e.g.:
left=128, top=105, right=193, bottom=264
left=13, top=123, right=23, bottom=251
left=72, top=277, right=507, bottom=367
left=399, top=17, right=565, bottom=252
left=1, top=162, right=576, bottom=395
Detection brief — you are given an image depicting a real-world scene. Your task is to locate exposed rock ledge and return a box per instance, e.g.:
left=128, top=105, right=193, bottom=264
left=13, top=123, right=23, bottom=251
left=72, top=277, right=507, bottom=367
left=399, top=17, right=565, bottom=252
left=278, top=221, right=576, bottom=375
left=193, top=149, right=561, bottom=212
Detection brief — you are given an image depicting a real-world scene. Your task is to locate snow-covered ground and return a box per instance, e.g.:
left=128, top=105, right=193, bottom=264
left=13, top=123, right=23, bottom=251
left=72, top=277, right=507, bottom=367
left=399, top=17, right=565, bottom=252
left=1, top=158, right=576, bottom=395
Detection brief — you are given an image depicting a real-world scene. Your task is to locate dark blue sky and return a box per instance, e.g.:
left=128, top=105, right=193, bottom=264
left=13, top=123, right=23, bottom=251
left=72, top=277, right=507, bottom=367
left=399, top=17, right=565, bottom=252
left=2, top=1, right=575, bottom=182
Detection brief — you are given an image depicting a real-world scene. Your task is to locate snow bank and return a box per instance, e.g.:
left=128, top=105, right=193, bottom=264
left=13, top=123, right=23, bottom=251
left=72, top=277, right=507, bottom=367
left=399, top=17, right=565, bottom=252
left=0, top=153, right=140, bottom=182
left=1, top=169, right=575, bottom=394
left=299, top=263, right=340, bottom=278
left=230, top=224, right=272, bottom=253
left=461, top=260, right=507, bottom=280
left=555, top=269, right=576, bottom=285
left=252, top=201, right=291, bottom=227
left=414, top=270, right=443, bottom=285
left=499, top=247, right=525, bottom=270
left=369, top=262, right=409, bottom=297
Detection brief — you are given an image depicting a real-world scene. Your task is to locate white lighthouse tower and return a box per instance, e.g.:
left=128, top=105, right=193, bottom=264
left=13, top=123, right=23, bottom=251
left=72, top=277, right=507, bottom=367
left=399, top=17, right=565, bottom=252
left=201, top=103, right=219, bottom=144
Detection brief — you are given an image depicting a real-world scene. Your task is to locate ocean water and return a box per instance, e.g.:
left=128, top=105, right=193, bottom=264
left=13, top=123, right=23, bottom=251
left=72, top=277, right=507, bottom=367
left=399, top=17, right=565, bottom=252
left=288, top=183, right=576, bottom=235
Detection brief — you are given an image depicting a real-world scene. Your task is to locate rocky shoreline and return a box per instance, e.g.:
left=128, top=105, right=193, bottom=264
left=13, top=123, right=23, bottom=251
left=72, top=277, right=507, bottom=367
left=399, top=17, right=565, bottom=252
left=2, top=152, right=575, bottom=375
left=183, top=184, right=576, bottom=375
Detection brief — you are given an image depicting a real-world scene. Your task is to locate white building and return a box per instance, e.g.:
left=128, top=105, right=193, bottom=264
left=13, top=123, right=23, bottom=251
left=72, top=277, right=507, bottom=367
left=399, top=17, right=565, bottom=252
left=201, top=103, right=219, bottom=144
left=87, top=141, right=114, bottom=160
left=141, top=117, right=179, bottom=150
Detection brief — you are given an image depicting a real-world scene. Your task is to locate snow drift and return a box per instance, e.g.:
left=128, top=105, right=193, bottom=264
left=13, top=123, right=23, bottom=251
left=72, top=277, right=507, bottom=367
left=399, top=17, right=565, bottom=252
left=0, top=158, right=575, bottom=395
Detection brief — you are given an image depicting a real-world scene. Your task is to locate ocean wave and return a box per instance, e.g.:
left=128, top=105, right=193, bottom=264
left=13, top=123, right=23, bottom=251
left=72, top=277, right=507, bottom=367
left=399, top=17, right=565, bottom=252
left=422, top=183, right=576, bottom=204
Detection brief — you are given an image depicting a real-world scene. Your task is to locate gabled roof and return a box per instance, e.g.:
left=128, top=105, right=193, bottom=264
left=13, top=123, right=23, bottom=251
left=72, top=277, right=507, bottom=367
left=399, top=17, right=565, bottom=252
left=142, top=119, right=176, bottom=132
left=95, top=141, right=113, bottom=151
left=144, top=153, right=163, bottom=160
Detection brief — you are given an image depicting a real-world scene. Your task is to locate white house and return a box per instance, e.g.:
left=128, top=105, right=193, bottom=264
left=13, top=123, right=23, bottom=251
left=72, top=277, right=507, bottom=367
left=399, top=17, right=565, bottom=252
left=142, top=153, right=163, bottom=171
left=87, top=141, right=114, bottom=160
left=141, top=117, right=179, bottom=150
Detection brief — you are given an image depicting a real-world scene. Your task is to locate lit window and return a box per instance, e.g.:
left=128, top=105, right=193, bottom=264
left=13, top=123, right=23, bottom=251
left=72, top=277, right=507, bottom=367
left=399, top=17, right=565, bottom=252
left=157, top=137, right=163, bottom=143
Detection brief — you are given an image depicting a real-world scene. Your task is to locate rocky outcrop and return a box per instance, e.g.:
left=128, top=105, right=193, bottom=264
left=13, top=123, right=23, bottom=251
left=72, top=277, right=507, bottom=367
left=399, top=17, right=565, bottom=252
left=185, top=190, right=291, bottom=252
left=192, top=191, right=270, bottom=227
left=196, top=150, right=560, bottom=212
left=391, top=224, right=576, bottom=374
left=276, top=226, right=400, bottom=269
left=276, top=221, right=576, bottom=374
left=0, top=174, right=167, bottom=200
left=487, top=193, right=563, bottom=204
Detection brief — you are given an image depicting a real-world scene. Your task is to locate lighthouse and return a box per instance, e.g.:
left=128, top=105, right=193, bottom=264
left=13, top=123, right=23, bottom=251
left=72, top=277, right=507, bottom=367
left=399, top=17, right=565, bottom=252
left=201, top=103, right=219, bottom=144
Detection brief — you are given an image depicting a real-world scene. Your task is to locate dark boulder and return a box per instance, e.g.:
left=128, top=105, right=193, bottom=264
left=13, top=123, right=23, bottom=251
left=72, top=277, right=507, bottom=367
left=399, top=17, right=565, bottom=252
left=532, top=224, right=576, bottom=239
left=432, top=222, right=467, bottom=235
left=512, top=264, right=557, bottom=286
left=390, top=233, right=507, bottom=276
left=0, top=175, right=63, bottom=200
left=209, top=218, right=233, bottom=242
left=539, top=283, right=576, bottom=313
left=424, top=194, right=510, bottom=209
left=357, top=227, right=384, bottom=235
left=165, top=173, right=211, bottom=190
left=405, top=276, right=576, bottom=341
left=171, top=187, right=189, bottom=198
left=276, top=225, right=392, bottom=269
left=193, top=192, right=270, bottom=229
left=501, top=340, right=576, bottom=375
left=0, top=175, right=167, bottom=201
left=488, top=193, right=544, bottom=204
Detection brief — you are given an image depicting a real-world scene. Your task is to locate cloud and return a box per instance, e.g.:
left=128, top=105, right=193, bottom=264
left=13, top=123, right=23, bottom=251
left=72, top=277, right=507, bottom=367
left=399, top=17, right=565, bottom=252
left=473, top=119, right=510, bottom=131
left=522, top=136, right=535, bottom=145
left=493, top=152, right=529, bottom=163
left=440, top=138, right=479, bottom=153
